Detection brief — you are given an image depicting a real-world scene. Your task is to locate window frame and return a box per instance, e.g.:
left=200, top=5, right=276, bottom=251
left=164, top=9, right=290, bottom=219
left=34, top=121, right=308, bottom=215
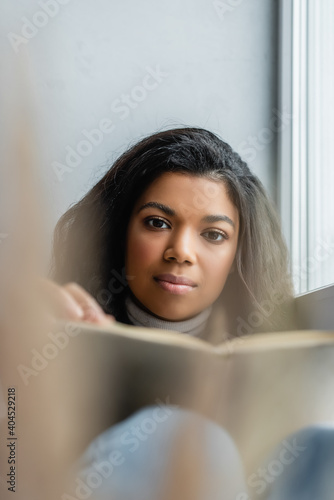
left=278, top=0, right=334, bottom=327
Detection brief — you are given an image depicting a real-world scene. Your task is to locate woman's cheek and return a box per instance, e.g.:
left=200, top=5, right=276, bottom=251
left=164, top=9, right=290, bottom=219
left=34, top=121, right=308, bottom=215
left=203, top=248, right=235, bottom=287
left=134, top=234, right=163, bottom=267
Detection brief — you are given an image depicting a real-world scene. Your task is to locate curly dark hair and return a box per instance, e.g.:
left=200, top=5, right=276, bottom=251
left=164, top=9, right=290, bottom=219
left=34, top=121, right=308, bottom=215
left=51, top=127, right=294, bottom=337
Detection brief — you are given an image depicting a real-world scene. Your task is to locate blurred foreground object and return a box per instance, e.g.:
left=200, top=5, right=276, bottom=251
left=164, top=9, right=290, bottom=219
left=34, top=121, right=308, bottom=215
left=0, top=51, right=93, bottom=500
left=52, top=320, right=334, bottom=482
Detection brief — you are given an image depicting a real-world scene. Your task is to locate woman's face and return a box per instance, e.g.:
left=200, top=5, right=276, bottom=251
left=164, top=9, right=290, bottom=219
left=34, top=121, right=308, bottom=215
left=125, top=172, right=239, bottom=321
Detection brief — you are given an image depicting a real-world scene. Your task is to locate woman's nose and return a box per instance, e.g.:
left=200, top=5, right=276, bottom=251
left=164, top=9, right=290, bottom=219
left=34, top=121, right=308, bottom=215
left=163, top=229, right=196, bottom=264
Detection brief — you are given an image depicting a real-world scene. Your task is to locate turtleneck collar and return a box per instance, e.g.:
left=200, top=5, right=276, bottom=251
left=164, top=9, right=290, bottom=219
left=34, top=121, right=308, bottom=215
left=125, top=294, right=212, bottom=338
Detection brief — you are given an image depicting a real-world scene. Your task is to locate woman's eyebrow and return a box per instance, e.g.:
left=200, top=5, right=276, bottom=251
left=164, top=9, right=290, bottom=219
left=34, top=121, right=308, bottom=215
left=137, top=202, right=235, bottom=228
left=137, top=202, right=175, bottom=216
left=202, top=214, right=235, bottom=228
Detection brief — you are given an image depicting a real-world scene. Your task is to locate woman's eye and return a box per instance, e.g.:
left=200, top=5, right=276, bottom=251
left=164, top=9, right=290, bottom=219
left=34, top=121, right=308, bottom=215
left=145, top=217, right=170, bottom=229
left=202, top=231, right=227, bottom=242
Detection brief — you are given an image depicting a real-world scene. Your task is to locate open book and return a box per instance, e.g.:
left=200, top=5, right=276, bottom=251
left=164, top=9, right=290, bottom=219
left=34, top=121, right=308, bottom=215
left=49, top=320, right=334, bottom=475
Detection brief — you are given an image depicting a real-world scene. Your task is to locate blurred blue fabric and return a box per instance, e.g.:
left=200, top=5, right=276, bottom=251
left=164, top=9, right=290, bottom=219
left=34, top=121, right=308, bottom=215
left=71, top=406, right=334, bottom=500
left=262, top=426, right=334, bottom=500
left=74, top=405, right=247, bottom=500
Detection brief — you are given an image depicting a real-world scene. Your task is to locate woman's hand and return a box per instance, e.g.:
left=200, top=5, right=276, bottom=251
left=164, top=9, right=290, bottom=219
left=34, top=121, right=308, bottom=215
left=39, top=279, right=115, bottom=326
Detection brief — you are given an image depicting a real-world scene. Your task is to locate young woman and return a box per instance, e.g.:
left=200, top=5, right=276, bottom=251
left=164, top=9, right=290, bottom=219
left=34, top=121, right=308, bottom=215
left=51, top=127, right=295, bottom=341
left=47, top=127, right=334, bottom=500
left=46, top=127, right=300, bottom=500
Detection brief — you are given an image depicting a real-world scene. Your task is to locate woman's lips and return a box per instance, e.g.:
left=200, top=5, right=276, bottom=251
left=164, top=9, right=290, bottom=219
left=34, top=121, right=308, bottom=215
left=153, top=274, right=197, bottom=295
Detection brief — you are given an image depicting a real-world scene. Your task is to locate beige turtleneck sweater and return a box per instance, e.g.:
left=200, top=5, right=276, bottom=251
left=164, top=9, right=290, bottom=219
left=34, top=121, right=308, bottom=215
left=125, top=294, right=213, bottom=339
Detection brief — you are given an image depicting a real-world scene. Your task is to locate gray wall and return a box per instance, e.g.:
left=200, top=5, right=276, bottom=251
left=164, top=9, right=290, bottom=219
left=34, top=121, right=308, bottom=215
left=2, top=0, right=279, bottom=234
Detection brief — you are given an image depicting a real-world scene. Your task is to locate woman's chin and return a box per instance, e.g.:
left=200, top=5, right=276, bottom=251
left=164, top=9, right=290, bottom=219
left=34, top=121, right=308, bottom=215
left=130, top=292, right=203, bottom=322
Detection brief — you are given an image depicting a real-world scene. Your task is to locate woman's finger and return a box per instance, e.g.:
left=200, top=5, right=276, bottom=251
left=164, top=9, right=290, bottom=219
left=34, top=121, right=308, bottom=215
left=37, top=279, right=115, bottom=325
left=62, top=282, right=114, bottom=324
